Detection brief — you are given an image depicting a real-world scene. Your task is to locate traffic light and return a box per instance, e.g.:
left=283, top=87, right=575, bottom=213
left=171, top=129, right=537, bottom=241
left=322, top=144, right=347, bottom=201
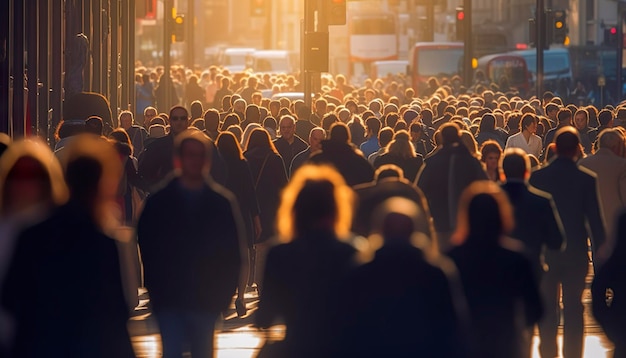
left=605, top=26, right=618, bottom=46
left=552, top=10, right=567, bottom=44
left=250, top=0, right=265, bottom=17
left=327, top=0, right=347, bottom=26
left=173, top=15, right=184, bottom=42
left=456, top=7, right=465, bottom=42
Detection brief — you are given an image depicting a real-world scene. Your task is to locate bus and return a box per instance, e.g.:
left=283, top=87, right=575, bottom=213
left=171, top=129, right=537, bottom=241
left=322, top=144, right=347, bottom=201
left=347, top=12, right=398, bottom=83
left=506, top=48, right=573, bottom=92
left=477, top=54, right=531, bottom=96
left=408, top=42, right=464, bottom=93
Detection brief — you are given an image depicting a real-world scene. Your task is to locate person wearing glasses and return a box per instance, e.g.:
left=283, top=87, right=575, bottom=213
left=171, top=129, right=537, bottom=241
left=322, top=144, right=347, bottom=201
left=138, top=106, right=191, bottom=192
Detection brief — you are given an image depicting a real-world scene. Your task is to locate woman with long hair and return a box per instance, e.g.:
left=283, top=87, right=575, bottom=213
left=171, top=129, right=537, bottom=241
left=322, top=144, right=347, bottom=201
left=256, top=164, right=358, bottom=357
left=373, top=130, right=424, bottom=182
left=243, top=128, right=288, bottom=287
left=2, top=135, right=135, bottom=357
left=0, top=139, right=68, bottom=356
left=448, top=181, right=542, bottom=358
left=480, top=140, right=503, bottom=182
left=216, top=131, right=261, bottom=300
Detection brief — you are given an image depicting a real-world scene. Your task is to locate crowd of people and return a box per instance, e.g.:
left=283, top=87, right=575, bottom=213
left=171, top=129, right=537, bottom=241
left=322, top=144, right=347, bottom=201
left=0, top=65, right=625, bottom=358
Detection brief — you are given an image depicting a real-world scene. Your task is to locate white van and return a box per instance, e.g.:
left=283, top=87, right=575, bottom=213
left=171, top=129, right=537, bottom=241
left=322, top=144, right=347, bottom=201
left=250, top=50, right=297, bottom=74
left=221, top=48, right=255, bottom=73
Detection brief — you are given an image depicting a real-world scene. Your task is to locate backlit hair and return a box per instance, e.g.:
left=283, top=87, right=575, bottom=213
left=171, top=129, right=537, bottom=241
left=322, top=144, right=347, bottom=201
left=276, top=164, right=354, bottom=243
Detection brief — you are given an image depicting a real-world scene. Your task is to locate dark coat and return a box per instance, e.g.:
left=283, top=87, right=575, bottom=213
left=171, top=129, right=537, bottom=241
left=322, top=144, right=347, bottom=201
left=309, top=140, right=374, bottom=187
left=529, top=157, right=606, bottom=266
left=295, top=119, right=316, bottom=142
left=256, top=231, right=357, bottom=357
left=448, top=240, right=543, bottom=358
left=273, top=135, right=308, bottom=172
left=374, top=152, right=424, bottom=183
left=223, top=157, right=260, bottom=247
left=501, top=180, right=565, bottom=278
left=416, top=143, right=487, bottom=234
left=353, top=178, right=426, bottom=237
left=244, top=147, right=288, bottom=243
left=138, top=134, right=227, bottom=192
left=137, top=178, right=244, bottom=313
left=1, top=203, right=135, bottom=358
left=337, top=245, right=467, bottom=358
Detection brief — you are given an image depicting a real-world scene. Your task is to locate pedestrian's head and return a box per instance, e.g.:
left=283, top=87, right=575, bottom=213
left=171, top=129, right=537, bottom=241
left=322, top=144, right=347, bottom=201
left=554, top=127, right=581, bottom=159
left=216, top=131, right=244, bottom=161
left=62, top=134, right=122, bottom=228
left=440, top=122, right=461, bottom=146
left=190, top=101, right=204, bottom=120
left=309, top=127, right=326, bottom=152
left=277, top=164, right=353, bottom=242
left=500, top=148, right=530, bottom=181
left=119, top=111, right=134, bottom=130
left=452, top=181, right=514, bottom=246
left=246, top=104, right=261, bottom=124
left=573, top=108, right=589, bottom=130
left=598, top=128, right=625, bottom=157
left=245, top=128, right=277, bottom=153
left=0, top=138, right=68, bottom=217
left=597, top=109, right=614, bottom=127
left=371, top=196, right=435, bottom=254
left=169, top=106, right=190, bottom=135
left=203, top=109, right=220, bottom=132
left=328, top=122, right=351, bottom=144
left=279, top=115, right=296, bottom=141
left=556, top=107, right=572, bottom=126
left=174, top=129, right=212, bottom=182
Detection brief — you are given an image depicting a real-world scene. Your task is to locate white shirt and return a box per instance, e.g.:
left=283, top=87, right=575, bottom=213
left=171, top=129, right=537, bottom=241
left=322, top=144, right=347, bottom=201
left=505, top=131, right=543, bottom=158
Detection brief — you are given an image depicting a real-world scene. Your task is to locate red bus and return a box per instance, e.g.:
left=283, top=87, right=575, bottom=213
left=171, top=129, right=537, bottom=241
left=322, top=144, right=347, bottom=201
left=408, top=42, right=464, bottom=93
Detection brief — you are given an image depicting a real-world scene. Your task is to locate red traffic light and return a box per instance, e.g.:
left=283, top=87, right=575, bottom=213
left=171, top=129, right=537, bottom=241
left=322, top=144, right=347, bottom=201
left=457, top=11, right=465, bottom=21
left=611, top=27, right=617, bottom=35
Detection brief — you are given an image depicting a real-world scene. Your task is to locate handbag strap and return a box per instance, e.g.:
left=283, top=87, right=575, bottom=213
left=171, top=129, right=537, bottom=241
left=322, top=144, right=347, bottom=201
left=255, top=153, right=271, bottom=189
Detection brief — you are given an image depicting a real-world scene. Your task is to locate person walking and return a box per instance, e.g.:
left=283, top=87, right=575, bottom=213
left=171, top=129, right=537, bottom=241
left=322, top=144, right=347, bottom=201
left=137, top=130, right=245, bottom=358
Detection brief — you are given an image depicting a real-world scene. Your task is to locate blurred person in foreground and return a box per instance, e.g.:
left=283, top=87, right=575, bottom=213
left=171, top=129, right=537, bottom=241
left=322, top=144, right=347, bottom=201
left=448, top=181, right=543, bottom=358
left=255, top=164, right=359, bottom=358
left=138, top=130, right=245, bottom=358
left=337, top=196, right=468, bottom=357
left=592, top=210, right=626, bottom=358
left=0, top=139, right=68, bottom=356
left=2, top=135, right=135, bottom=358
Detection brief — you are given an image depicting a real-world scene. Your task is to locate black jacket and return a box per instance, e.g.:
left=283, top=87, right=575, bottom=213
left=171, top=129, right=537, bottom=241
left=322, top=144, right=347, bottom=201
left=244, top=147, right=288, bottom=242
left=416, top=143, right=487, bottom=233
left=529, top=157, right=606, bottom=265
left=501, top=180, right=565, bottom=278
left=137, top=178, right=244, bottom=312
left=309, top=140, right=374, bottom=187
left=2, top=203, right=135, bottom=358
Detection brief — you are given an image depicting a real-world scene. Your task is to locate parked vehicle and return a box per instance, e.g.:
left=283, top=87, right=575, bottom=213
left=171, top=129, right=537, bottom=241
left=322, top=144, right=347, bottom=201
left=477, top=54, right=531, bottom=96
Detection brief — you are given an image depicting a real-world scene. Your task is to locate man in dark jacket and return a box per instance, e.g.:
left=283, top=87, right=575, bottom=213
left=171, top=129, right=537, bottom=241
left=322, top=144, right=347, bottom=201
left=273, top=115, right=308, bottom=171
left=309, top=122, right=374, bottom=186
left=138, top=130, right=245, bottom=358
left=529, top=127, right=606, bottom=358
left=500, top=148, right=565, bottom=279
left=138, top=106, right=226, bottom=192
left=416, top=123, right=487, bottom=251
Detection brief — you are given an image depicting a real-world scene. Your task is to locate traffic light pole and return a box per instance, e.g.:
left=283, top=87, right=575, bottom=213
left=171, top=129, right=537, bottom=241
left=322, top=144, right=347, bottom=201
left=536, top=0, right=545, bottom=98
left=164, top=0, right=172, bottom=110
left=303, top=0, right=314, bottom=109
left=618, top=5, right=624, bottom=101
left=462, top=0, right=473, bottom=88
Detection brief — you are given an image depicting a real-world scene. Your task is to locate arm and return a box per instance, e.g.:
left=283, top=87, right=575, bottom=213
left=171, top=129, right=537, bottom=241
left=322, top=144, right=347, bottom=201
left=585, top=175, right=607, bottom=253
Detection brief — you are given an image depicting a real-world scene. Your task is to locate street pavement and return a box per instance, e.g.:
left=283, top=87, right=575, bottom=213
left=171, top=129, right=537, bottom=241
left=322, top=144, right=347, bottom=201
left=128, top=269, right=615, bottom=358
